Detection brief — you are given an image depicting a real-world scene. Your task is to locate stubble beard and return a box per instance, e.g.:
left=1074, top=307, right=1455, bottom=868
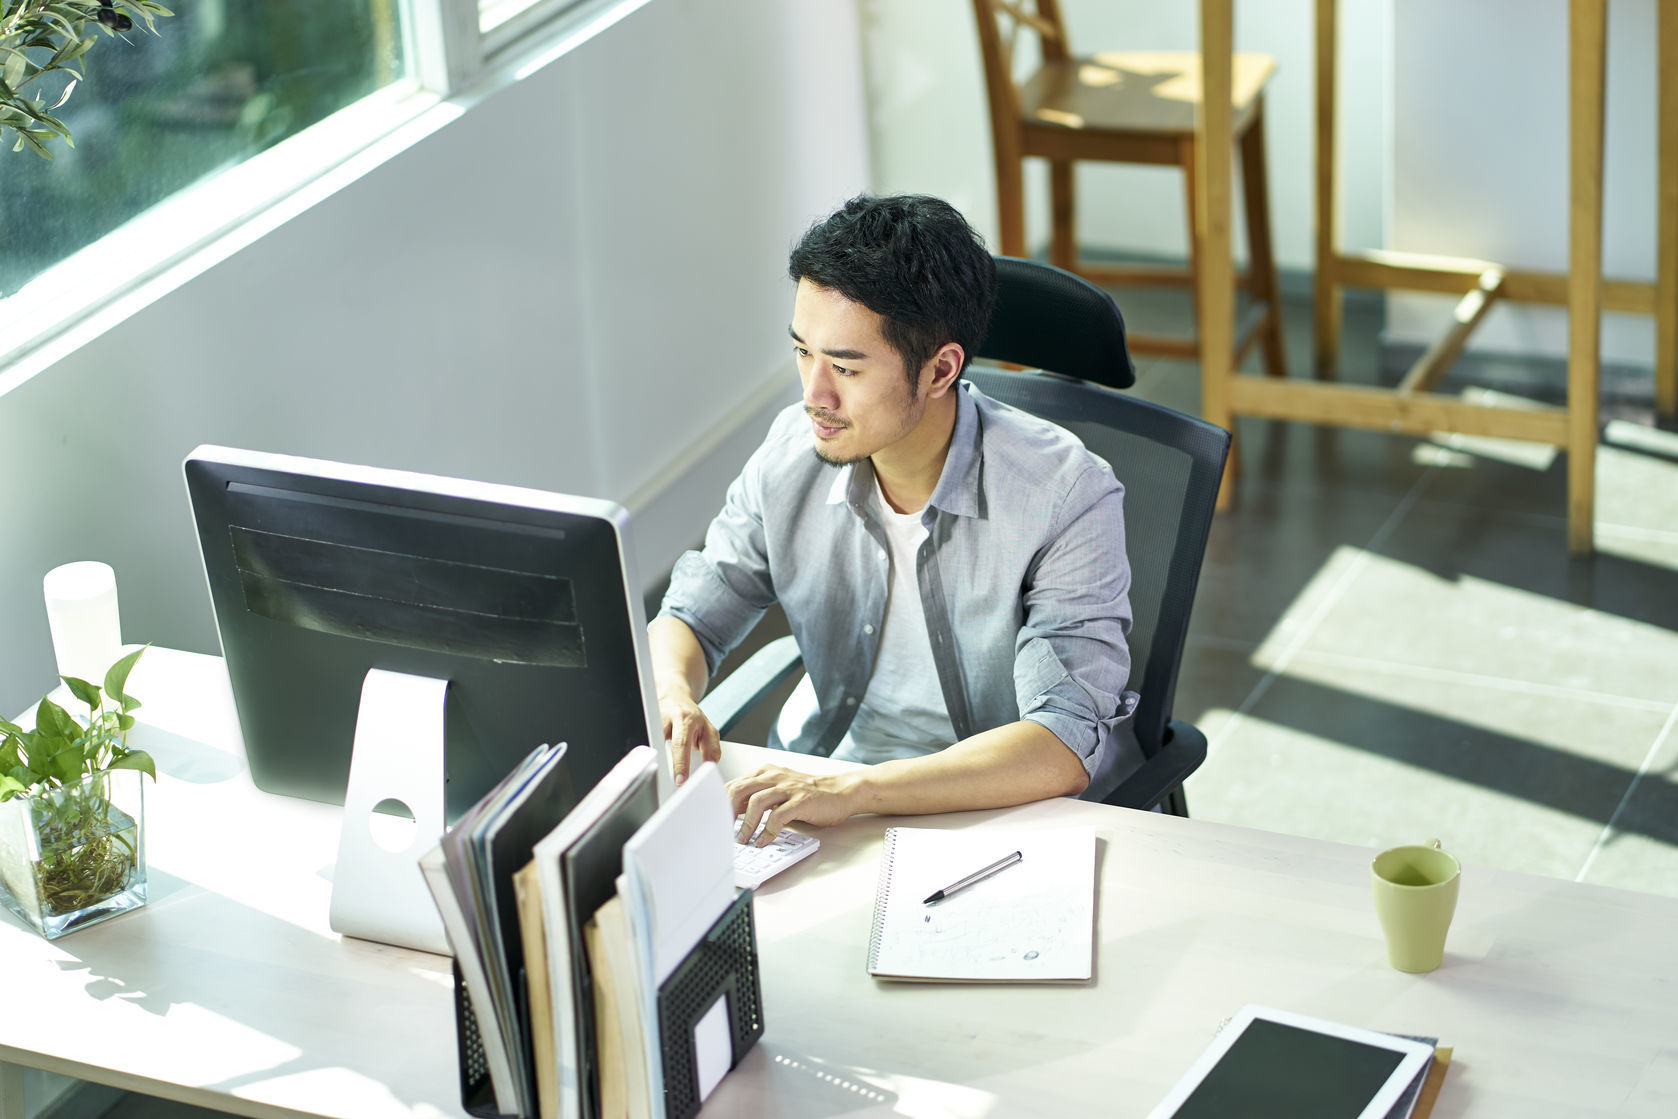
left=807, top=378, right=922, bottom=469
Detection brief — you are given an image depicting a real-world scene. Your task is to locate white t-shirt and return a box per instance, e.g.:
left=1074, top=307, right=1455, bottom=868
left=821, top=473, right=958, bottom=764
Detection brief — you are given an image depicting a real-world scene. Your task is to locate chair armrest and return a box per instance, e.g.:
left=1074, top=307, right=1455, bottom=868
left=698, top=635, right=804, bottom=739
left=1101, top=718, right=1208, bottom=812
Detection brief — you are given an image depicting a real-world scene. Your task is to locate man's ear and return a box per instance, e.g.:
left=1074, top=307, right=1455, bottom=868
left=922, top=342, right=967, bottom=398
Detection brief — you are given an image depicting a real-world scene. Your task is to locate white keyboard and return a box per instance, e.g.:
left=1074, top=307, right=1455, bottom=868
left=732, top=826, right=820, bottom=890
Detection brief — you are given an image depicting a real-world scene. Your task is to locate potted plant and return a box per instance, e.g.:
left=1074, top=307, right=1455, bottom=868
left=0, top=646, right=155, bottom=939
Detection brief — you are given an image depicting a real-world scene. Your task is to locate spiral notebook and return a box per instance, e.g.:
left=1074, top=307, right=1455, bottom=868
left=866, top=826, right=1097, bottom=982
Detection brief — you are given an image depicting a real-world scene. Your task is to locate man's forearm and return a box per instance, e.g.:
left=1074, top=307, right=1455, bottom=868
left=648, top=615, right=710, bottom=701
left=842, top=721, right=1090, bottom=816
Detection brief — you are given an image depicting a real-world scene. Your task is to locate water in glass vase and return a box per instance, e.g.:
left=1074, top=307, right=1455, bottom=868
left=0, top=769, right=147, bottom=939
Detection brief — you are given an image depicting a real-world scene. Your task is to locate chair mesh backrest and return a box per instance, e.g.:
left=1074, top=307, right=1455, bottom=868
left=966, top=368, right=1227, bottom=754
left=968, top=260, right=1228, bottom=758
left=980, top=256, right=1137, bottom=390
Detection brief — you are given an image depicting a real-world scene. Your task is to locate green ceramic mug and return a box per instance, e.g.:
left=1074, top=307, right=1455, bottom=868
left=1371, top=840, right=1461, bottom=973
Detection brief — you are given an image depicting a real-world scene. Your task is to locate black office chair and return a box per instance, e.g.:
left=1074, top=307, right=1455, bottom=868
left=700, top=257, right=1230, bottom=816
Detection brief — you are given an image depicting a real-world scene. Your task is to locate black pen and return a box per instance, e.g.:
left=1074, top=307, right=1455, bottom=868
left=923, top=850, right=1023, bottom=904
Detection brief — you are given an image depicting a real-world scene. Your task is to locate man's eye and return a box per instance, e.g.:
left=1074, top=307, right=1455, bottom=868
left=833, top=365, right=853, bottom=377
left=794, top=346, right=810, bottom=358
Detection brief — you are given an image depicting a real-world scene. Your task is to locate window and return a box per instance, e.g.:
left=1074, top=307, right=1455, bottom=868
left=1, top=1, right=408, bottom=299
left=0, top=0, right=643, bottom=380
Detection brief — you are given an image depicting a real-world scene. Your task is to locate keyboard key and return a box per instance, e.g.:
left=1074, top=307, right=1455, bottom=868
left=732, top=826, right=820, bottom=890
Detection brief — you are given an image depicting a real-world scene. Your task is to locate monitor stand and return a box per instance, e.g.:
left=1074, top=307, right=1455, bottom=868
left=329, top=668, right=451, bottom=955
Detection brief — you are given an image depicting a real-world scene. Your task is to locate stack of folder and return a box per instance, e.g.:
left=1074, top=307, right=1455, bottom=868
left=420, top=745, right=762, bottom=1119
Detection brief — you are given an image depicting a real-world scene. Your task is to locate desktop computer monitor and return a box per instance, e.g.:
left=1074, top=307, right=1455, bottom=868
left=183, top=445, right=663, bottom=823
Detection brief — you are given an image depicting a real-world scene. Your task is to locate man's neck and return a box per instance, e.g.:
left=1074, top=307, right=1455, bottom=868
left=871, top=392, right=959, bottom=514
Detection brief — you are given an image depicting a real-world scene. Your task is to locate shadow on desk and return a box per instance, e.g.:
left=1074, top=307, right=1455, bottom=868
left=132, top=721, right=242, bottom=785
left=12, top=862, right=458, bottom=1116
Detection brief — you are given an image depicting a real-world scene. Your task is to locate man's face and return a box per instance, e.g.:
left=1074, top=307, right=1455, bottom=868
left=790, top=279, right=931, bottom=467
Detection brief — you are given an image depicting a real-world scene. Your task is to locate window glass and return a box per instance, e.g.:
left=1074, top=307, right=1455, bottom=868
left=1, top=0, right=407, bottom=299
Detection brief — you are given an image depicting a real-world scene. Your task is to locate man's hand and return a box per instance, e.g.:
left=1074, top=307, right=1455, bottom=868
left=648, top=616, right=720, bottom=786
left=728, top=764, right=861, bottom=845
left=661, top=688, right=721, bottom=786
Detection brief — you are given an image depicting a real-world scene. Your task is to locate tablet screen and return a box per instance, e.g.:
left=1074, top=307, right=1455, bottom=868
left=1168, top=1018, right=1408, bottom=1119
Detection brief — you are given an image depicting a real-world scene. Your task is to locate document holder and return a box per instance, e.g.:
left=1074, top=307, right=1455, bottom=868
left=656, top=887, right=764, bottom=1119
left=452, top=961, right=526, bottom=1119
left=450, top=890, right=762, bottom=1119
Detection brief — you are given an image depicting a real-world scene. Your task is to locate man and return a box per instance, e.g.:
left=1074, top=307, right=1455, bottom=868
left=650, top=194, right=1141, bottom=844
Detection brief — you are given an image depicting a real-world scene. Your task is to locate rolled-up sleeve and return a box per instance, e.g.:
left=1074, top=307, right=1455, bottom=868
left=657, top=449, right=779, bottom=679
left=1012, top=463, right=1135, bottom=778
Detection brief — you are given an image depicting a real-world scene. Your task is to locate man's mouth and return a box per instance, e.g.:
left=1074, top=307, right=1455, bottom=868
left=808, top=411, right=847, bottom=437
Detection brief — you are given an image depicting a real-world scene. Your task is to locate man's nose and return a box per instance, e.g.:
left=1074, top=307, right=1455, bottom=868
left=804, top=364, right=839, bottom=408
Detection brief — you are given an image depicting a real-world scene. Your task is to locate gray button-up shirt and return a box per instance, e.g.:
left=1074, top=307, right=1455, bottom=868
left=659, top=380, right=1143, bottom=792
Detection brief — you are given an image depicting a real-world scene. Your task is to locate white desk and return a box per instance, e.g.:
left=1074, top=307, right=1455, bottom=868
left=4, top=648, right=1677, bottom=1118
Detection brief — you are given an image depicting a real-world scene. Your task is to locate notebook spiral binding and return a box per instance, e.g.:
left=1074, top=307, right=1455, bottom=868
left=865, top=827, right=901, bottom=972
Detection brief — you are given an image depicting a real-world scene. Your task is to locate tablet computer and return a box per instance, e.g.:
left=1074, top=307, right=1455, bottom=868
left=1146, top=1006, right=1435, bottom=1119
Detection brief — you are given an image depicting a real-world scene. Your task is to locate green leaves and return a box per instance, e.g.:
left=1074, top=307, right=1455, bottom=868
left=62, top=674, right=101, bottom=709
left=0, top=0, right=172, bottom=157
left=11, top=124, right=51, bottom=158
left=35, top=695, right=79, bottom=740
left=1, top=646, right=151, bottom=800
left=47, top=743, right=84, bottom=782
left=104, top=646, right=144, bottom=712
left=106, top=750, right=156, bottom=781
left=2, top=46, right=25, bottom=89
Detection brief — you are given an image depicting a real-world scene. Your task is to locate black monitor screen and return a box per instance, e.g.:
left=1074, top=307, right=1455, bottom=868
left=184, top=446, right=661, bottom=820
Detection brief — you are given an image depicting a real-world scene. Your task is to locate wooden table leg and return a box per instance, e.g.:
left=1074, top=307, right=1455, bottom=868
left=1313, top=0, right=1341, bottom=378
left=1658, top=0, right=1677, bottom=419
left=1198, top=0, right=1237, bottom=507
left=1567, top=0, right=1606, bottom=556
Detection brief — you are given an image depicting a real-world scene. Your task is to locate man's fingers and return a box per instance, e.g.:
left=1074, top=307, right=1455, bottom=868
left=735, top=783, right=785, bottom=843
left=743, top=787, right=795, bottom=846
left=700, top=725, right=723, bottom=764
left=669, top=710, right=693, bottom=785
left=727, top=766, right=785, bottom=815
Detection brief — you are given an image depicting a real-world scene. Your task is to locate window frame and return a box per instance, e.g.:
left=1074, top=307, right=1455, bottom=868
left=0, top=0, right=651, bottom=394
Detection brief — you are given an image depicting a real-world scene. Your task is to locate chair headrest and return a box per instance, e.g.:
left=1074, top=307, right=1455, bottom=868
left=976, top=257, right=1136, bottom=390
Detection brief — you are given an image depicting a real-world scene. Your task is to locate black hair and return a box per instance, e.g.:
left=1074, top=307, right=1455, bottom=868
left=787, top=194, right=997, bottom=390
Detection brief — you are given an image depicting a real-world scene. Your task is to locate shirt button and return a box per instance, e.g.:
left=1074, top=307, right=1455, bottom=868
left=864, top=624, right=875, bottom=635
left=846, top=696, right=858, bottom=706
left=878, top=550, right=887, bottom=561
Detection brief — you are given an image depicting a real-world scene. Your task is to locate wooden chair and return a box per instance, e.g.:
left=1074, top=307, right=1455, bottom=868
left=971, top=0, right=1288, bottom=381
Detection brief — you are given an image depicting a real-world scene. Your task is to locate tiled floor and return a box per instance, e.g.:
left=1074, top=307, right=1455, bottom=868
left=1122, top=288, right=1678, bottom=898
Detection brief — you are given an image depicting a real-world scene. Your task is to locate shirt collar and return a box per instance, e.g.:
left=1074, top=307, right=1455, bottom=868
left=826, top=382, right=982, bottom=518
left=925, top=381, right=980, bottom=518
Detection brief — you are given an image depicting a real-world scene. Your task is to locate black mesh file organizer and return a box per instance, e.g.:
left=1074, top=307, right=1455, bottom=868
left=453, top=962, right=526, bottom=1118
left=452, top=889, right=763, bottom=1119
left=656, top=888, right=764, bottom=1119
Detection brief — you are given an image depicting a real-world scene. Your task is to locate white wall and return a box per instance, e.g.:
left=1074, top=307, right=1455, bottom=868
left=1388, top=0, right=1659, bottom=366
left=858, top=0, right=1393, bottom=270
left=0, top=0, right=865, bottom=719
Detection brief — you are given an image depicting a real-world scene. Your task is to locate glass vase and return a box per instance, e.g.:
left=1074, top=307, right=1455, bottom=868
left=0, top=769, right=146, bottom=939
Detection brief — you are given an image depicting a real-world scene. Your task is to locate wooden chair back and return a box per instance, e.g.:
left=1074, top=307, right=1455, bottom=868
left=970, top=0, right=1071, bottom=134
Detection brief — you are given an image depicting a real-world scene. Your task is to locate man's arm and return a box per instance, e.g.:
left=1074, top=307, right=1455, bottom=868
left=648, top=615, right=722, bottom=786
left=728, top=720, right=1088, bottom=843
